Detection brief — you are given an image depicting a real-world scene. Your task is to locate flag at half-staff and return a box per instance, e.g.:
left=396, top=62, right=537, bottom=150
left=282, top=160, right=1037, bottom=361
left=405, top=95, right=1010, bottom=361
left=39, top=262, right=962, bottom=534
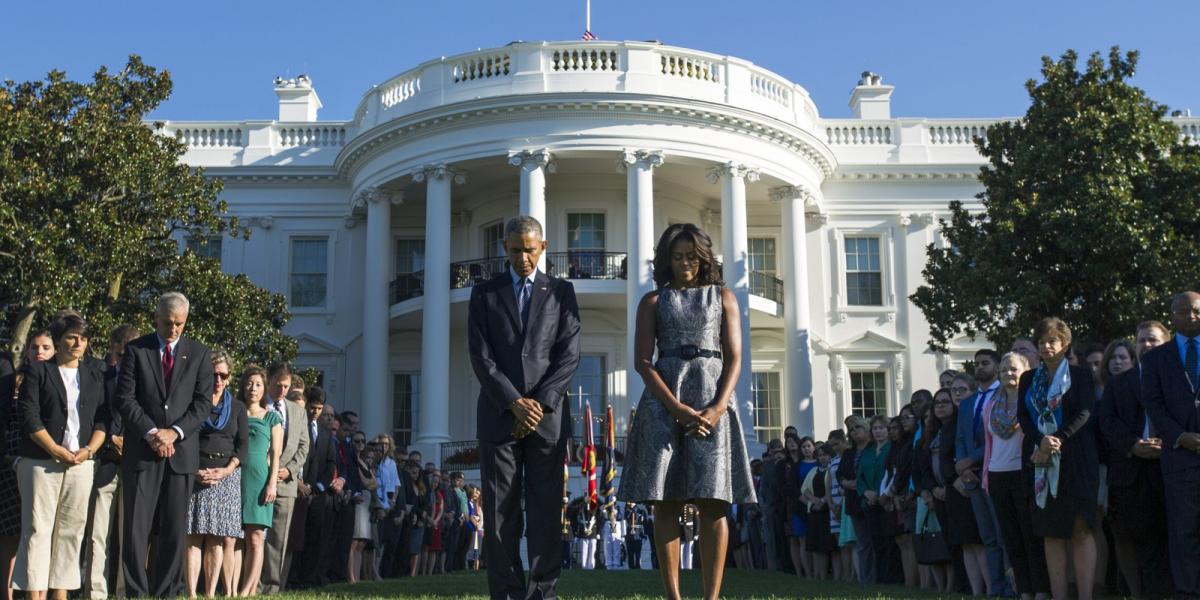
left=601, top=404, right=617, bottom=511
left=582, top=401, right=598, bottom=511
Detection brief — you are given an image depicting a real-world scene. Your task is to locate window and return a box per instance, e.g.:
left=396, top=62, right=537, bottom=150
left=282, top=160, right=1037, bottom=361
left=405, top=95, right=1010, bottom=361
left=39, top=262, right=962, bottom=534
left=748, top=238, right=777, bottom=275
left=186, top=236, right=222, bottom=262
left=849, top=371, right=888, bottom=417
left=567, top=213, right=605, bottom=278
left=750, top=372, right=782, bottom=443
left=482, top=221, right=505, bottom=258
left=844, top=236, right=883, bottom=306
left=566, top=355, right=606, bottom=438
left=392, top=373, right=420, bottom=449
left=290, top=238, right=328, bottom=308
left=395, top=239, right=425, bottom=276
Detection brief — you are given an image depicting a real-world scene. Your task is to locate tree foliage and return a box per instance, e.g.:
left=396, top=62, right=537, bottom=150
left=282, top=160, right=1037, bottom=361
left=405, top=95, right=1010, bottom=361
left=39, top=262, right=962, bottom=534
left=0, top=56, right=295, bottom=368
left=911, top=48, right=1200, bottom=352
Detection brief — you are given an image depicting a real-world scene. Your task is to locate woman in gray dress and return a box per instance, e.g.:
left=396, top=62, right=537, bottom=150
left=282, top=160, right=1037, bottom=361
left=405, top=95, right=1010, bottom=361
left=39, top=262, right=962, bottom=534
left=619, top=223, right=756, bottom=600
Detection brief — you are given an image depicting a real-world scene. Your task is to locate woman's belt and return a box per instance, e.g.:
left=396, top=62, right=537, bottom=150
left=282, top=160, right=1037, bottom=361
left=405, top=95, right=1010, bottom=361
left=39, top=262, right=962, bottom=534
left=660, top=345, right=722, bottom=360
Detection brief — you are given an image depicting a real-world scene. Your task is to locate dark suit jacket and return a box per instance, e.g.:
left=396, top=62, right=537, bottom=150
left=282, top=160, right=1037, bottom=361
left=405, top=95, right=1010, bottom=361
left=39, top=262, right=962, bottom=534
left=302, top=422, right=336, bottom=491
left=1017, top=364, right=1098, bottom=503
left=95, top=364, right=127, bottom=488
left=334, top=437, right=363, bottom=494
left=116, top=333, right=213, bottom=474
left=18, top=359, right=109, bottom=460
left=1099, top=367, right=1157, bottom=488
left=1142, top=341, right=1200, bottom=477
left=468, top=270, right=581, bottom=443
left=0, top=352, right=14, bottom=435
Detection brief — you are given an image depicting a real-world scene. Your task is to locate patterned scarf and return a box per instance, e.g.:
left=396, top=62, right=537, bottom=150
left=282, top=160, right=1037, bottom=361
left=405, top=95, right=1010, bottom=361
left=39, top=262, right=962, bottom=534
left=989, top=389, right=1021, bottom=440
left=1025, top=360, right=1070, bottom=509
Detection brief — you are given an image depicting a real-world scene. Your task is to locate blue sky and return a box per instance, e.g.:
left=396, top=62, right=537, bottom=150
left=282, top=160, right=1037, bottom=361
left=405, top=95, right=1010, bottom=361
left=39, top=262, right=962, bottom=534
left=3, top=1, right=1197, bottom=122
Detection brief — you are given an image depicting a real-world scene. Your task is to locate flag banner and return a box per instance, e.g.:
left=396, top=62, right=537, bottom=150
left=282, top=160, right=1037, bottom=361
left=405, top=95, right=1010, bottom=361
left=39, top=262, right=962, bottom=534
left=582, top=401, right=598, bottom=510
left=601, top=404, right=617, bottom=510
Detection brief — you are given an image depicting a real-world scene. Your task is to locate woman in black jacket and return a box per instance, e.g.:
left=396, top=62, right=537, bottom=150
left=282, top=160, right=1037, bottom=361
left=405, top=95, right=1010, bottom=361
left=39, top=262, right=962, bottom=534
left=1017, top=317, right=1099, bottom=600
left=12, top=315, right=108, bottom=600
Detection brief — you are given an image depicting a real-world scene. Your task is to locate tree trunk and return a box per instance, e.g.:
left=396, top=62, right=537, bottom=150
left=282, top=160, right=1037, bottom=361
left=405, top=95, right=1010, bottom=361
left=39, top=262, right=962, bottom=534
left=8, top=299, right=40, bottom=370
left=107, top=272, right=123, bottom=304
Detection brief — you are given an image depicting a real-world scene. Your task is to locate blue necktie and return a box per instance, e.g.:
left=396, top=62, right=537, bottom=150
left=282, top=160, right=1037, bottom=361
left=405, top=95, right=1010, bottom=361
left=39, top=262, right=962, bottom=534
left=1187, top=338, right=1199, bottom=390
left=518, top=279, right=531, bottom=327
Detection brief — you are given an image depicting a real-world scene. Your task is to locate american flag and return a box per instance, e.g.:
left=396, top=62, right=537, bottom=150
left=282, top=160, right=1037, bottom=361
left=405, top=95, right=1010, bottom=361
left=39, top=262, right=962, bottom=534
left=600, top=404, right=617, bottom=510
left=581, top=30, right=596, bottom=41
left=582, top=401, right=598, bottom=510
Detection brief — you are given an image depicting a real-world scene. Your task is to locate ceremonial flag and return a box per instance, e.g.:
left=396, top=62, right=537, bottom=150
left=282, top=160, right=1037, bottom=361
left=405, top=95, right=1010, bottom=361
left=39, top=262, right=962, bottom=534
left=601, top=404, right=617, bottom=510
left=582, top=30, right=596, bottom=41
left=582, top=401, right=598, bottom=510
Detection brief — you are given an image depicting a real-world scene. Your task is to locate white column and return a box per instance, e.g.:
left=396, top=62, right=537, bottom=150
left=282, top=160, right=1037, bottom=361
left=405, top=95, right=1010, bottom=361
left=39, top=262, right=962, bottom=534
left=708, top=162, right=759, bottom=450
left=413, top=164, right=465, bottom=461
left=356, top=187, right=398, bottom=439
left=619, top=149, right=664, bottom=408
left=509, top=149, right=554, bottom=268
left=773, top=185, right=818, bottom=437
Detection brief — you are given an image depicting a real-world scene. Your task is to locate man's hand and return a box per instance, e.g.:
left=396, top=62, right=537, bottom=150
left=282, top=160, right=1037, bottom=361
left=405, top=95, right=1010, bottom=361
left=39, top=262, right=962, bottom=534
left=277, top=467, right=291, bottom=482
left=954, top=458, right=973, bottom=476
left=111, top=435, right=124, bottom=457
left=1179, top=432, right=1200, bottom=453
left=52, top=445, right=79, bottom=465
left=512, top=398, right=544, bottom=439
left=1131, top=439, right=1163, bottom=459
left=960, top=470, right=979, bottom=486
left=298, top=482, right=312, bottom=497
left=331, top=477, right=345, bottom=494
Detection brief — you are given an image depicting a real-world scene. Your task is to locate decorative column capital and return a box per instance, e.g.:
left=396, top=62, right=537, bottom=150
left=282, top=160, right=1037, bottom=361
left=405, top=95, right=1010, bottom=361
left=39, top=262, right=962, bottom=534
left=507, top=149, right=557, bottom=174
left=343, top=214, right=363, bottom=229
left=897, top=213, right=912, bottom=227
left=616, top=149, right=665, bottom=173
left=412, top=164, right=467, bottom=184
left=917, top=212, right=937, bottom=227
left=706, top=162, right=760, bottom=185
left=352, top=186, right=403, bottom=209
left=894, top=352, right=905, bottom=391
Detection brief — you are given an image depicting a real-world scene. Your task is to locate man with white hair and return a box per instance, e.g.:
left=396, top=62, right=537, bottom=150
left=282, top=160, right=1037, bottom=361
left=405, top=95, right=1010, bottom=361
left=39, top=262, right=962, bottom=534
left=115, top=292, right=214, bottom=597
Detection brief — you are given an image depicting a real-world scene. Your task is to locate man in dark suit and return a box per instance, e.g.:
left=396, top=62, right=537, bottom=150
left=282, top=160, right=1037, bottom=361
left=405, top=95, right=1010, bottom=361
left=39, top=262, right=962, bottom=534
left=1101, top=320, right=1172, bottom=597
left=469, top=215, right=581, bottom=600
left=115, top=292, right=213, bottom=598
left=1143, top=291, right=1200, bottom=599
left=296, top=387, right=337, bottom=588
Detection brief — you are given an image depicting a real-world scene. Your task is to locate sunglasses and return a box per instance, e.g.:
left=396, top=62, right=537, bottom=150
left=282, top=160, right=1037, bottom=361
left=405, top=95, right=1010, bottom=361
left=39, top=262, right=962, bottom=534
left=215, top=372, right=231, bottom=381
left=353, top=439, right=367, bottom=445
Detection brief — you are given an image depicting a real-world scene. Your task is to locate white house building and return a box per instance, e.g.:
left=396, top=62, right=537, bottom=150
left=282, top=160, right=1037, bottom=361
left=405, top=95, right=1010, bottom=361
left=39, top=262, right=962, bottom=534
left=164, top=40, right=1200, bottom=470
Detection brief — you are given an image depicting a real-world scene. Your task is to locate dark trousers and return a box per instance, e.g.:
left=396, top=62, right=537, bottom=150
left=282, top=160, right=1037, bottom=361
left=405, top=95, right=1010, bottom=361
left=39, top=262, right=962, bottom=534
left=1157, top=468, right=1196, bottom=597
left=481, top=434, right=566, bottom=600
left=988, top=470, right=1050, bottom=595
left=850, top=512, right=877, bottom=584
left=121, top=461, right=193, bottom=598
left=626, top=537, right=643, bottom=569
left=298, top=493, right=333, bottom=587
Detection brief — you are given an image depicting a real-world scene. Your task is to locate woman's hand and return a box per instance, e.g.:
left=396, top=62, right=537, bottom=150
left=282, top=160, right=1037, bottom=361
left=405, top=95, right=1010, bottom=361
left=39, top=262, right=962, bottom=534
left=264, top=482, right=278, bottom=504
left=53, top=445, right=80, bottom=465
left=1040, top=435, right=1062, bottom=454
left=932, top=487, right=946, bottom=501
left=1031, top=447, right=1051, bottom=466
left=863, top=490, right=878, bottom=505
left=668, top=402, right=710, bottom=436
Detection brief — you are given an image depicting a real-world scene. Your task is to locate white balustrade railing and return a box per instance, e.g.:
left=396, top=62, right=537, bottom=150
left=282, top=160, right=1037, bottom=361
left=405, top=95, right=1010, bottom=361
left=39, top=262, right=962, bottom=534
left=659, top=52, right=720, bottom=83
left=277, top=124, right=348, bottom=148
left=451, top=52, right=511, bottom=84
left=552, top=48, right=619, bottom=72
left=381, top=73, right=421, bottom=108
left=825, top=123, right=893, bottom=145
left=174, top=127, right=242, bottom=148
left=751, top=72, right=791, bottom=107
left=928, top=122, right=989, bottom=145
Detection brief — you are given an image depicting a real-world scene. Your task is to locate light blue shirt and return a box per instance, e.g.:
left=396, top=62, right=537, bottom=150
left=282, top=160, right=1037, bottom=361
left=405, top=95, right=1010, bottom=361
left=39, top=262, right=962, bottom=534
left=1175, top=332, right=1199, bottom=372
left=375, top=456, right=401, bottom=510
left=509, top=265, right=538, bottom=316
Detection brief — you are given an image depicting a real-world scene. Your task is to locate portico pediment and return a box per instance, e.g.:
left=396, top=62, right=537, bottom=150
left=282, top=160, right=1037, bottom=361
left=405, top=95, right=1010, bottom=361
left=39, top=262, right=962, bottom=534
left=294, top=333, right=344, bottom=355
left=829, top=330, right=906, bottom=353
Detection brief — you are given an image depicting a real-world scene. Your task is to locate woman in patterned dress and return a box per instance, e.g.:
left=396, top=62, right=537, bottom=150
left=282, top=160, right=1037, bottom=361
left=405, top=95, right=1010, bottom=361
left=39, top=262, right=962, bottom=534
left=184, top=350, right=247, bottom=598
left=618, top=223, right=756, bottom=600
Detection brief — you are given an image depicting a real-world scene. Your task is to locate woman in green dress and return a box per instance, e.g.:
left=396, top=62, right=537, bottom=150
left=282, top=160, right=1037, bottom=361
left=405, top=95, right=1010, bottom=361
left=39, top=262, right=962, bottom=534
left=236, top=366, right=281, bottom=597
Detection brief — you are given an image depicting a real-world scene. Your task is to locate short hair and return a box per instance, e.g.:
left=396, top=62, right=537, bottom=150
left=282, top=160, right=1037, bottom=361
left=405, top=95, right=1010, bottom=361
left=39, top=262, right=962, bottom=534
left=826, top=429, right=846, bottom=442
left=939, top=369, right=959, bottom=379
left=237, top=365, right=268, bottom=408
left=504, top=216, right=544, bottom=240
left=766, top=438, right=784, bottom=450
left=266, top=362, right=293, bottom=382
left=156, top=292, right=190, bottom=316
left=815, top=443, right=834, bottom=458
left=868, top=415, right=890, bottom=430
left=338, top=410, right=359, bottom=425
left=909, top=389, right=934, bottom=407
left=1013, top=336, right=1035, bottom=346
left=952, top=372, right=978, bottom=391
left=49, top=314, right=92, bottom=344
left=285, top=390, right=304, bottom=403
left=1033, top=317, right=1073, bottom=348
left=999, top=351, right=1030, bottom=371
left=1137, top=320, right=1170, bottom=338
left=304, top=386, right=326, bottom=406
left=210, top=346, right=233, bottom=370
left=652, top=223, right=723, bottom=289
left=109, top=324, right=140, bottom=346
left=1101, top=339, right=1138, bottom=385
left=844, top=415, right=868, bottom=432
left=290, top=373, right=306, bottom=391
left=974, top=348, right=1002, bottom=364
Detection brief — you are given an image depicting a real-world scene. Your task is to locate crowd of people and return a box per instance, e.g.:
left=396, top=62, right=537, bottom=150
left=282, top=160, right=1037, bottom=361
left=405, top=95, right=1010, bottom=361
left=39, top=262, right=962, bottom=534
left=3, top=285, right=1200, bottom=600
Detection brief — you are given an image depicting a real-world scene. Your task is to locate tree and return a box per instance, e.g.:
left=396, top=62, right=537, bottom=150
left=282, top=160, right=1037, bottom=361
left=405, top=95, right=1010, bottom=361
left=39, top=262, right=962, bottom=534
left=911, top=48, right=1200, bottom=352
left=0, top=56, right=295, bottom=368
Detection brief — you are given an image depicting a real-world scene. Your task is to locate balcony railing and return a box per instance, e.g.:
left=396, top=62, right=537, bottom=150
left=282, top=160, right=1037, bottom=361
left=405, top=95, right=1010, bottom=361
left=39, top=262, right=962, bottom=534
left=750, top=270, right=784, bottom=305
left=390, top=252, right=629, bottom=305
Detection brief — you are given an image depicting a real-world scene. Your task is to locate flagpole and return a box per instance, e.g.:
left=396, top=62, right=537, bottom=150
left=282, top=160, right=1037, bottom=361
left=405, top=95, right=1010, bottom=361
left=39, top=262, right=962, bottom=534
left=586, top=0, right=591, bottom=34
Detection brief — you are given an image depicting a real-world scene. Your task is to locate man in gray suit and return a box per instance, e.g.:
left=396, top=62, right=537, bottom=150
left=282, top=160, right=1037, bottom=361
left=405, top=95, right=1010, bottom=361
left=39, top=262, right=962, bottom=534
left=260, top=363, right=309, bottom=594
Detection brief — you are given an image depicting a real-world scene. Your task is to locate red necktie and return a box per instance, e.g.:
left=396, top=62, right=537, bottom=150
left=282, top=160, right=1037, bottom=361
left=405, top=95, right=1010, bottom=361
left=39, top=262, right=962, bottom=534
left=162, top=343, right=174, bottom=391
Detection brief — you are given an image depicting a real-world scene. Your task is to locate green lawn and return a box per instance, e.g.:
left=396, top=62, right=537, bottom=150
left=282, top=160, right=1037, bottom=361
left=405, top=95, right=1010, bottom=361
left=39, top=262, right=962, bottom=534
left=286, top=569, right=952, bottom=599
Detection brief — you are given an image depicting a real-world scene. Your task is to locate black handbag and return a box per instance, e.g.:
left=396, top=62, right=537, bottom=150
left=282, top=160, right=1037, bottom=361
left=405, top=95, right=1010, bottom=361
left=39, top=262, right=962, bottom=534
left=914, top=507, right=951, bottom=565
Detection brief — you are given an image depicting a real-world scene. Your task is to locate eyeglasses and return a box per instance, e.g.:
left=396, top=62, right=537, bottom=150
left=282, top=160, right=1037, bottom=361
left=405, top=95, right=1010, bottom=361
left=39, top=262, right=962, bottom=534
left=353, top=439, right=367, bottom=445
left=215, top=372, right=231, bottom=381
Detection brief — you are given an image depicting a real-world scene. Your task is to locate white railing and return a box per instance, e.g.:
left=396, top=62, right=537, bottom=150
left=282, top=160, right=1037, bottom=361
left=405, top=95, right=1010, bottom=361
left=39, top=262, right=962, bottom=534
left=451, top=52, right=510, bottom=84
left=659, top=52, right=720, bottom=83
left=174, top=127, right=242, bottom=148
left=928, top=122, right=989, bottom=145
left=751, top=72, right=791, bottom=107
left=277, top=124, right=348, bottom=148
left=380, top=72, right=421, bottom=108
left=1179, top=121, right=1200, bottom=141
left=825, top=123, right=893, bottom=145
left=552, top=48, right=619, bottom=72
